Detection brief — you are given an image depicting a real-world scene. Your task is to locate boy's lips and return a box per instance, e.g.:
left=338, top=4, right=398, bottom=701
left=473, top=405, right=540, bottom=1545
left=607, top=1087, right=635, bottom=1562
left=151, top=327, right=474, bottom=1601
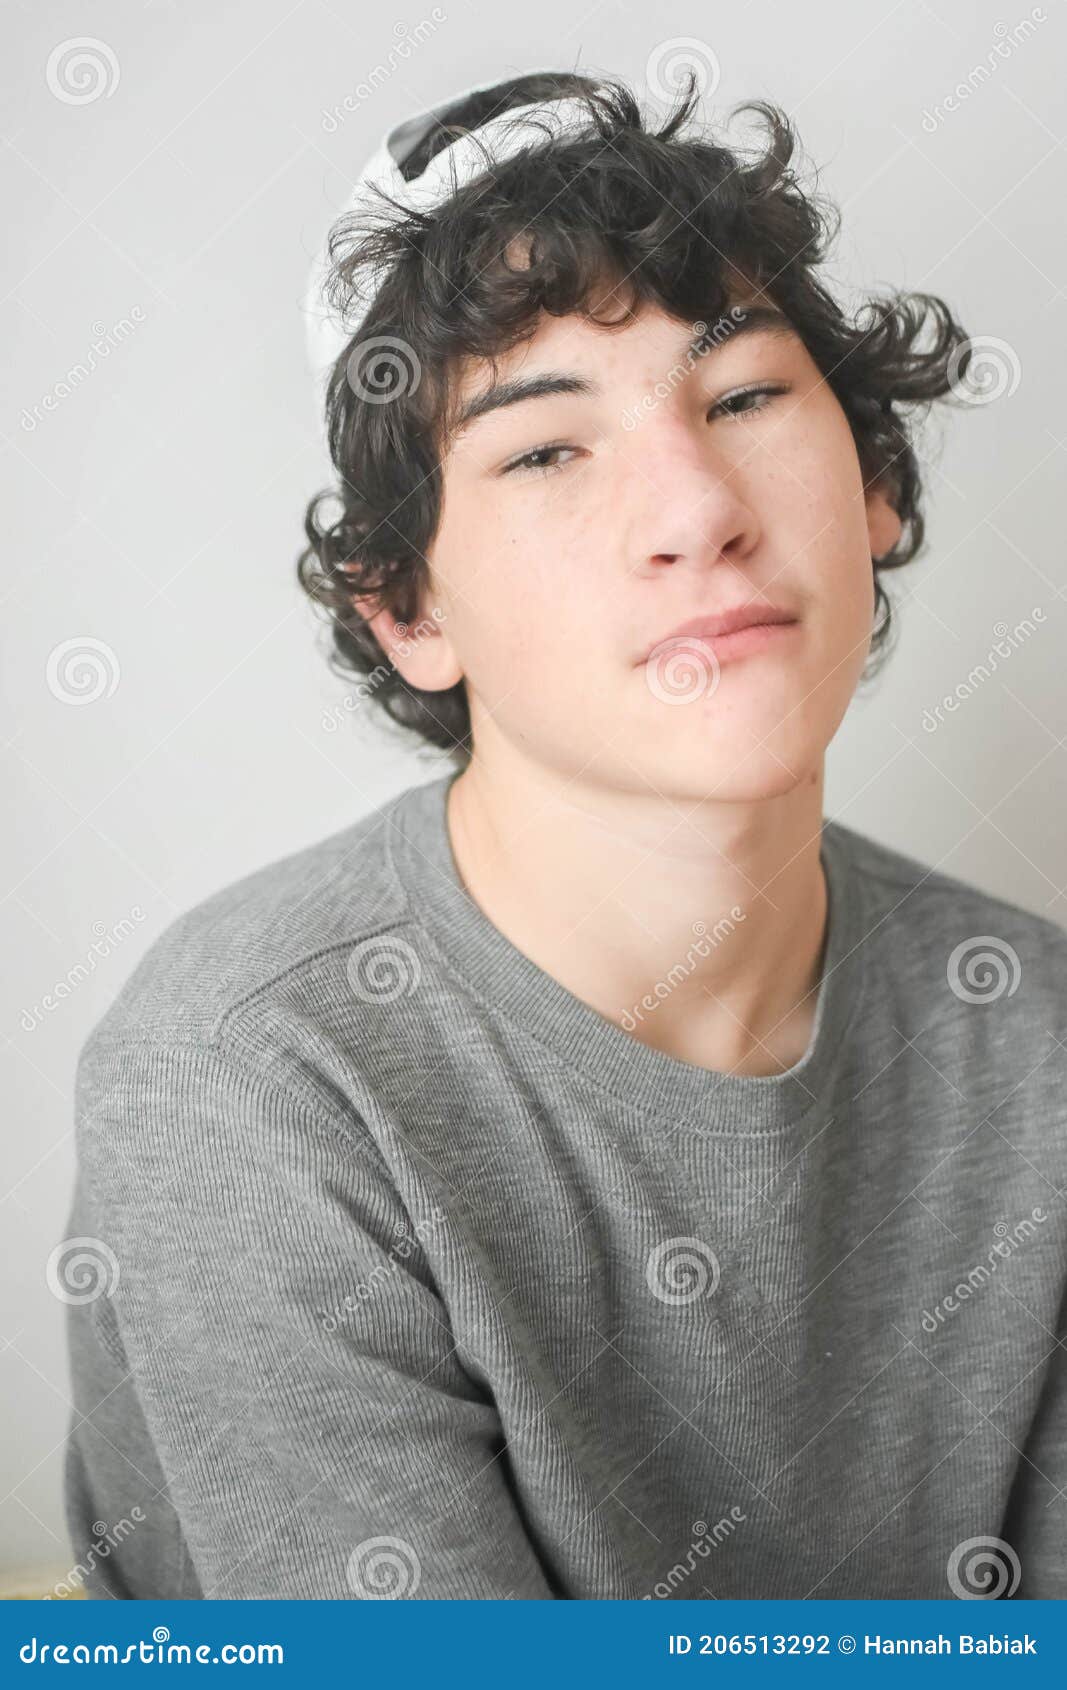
left=637, top=603, right=799, bottom=665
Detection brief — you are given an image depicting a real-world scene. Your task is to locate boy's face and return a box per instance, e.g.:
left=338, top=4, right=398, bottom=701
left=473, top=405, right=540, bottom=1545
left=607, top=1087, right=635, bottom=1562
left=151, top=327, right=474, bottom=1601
left=376, top=296, right=902, bottom=801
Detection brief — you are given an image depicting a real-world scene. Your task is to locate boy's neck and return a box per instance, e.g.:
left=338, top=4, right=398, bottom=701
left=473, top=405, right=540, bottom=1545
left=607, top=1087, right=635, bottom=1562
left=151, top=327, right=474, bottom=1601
left=444, top=753, right=830, bottom=1080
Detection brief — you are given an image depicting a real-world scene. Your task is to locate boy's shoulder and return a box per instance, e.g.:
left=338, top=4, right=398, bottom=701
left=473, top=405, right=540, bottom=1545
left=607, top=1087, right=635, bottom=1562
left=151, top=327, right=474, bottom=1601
left=826, top=814, right=1067, bottom=996
left=81, top=777, right=437, bottom=1054
left=81, top=790, right=1066, bottom=1058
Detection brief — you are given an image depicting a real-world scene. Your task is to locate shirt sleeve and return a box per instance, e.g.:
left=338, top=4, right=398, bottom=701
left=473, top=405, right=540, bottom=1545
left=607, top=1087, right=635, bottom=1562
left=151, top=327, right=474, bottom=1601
left=1001, top=1277, right=1067, bottom=1598
left=73, top=1033, right=557, bottom=1600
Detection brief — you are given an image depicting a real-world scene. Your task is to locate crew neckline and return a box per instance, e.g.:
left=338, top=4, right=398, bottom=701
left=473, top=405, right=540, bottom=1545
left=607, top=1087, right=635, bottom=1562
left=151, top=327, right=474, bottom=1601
left=385, top=770, right=867, bottom=1134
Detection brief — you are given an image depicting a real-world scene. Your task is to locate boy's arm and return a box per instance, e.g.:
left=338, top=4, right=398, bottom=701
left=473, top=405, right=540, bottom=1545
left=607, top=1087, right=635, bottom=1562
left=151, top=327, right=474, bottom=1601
left=70, top=1035, right=556, bottom=1600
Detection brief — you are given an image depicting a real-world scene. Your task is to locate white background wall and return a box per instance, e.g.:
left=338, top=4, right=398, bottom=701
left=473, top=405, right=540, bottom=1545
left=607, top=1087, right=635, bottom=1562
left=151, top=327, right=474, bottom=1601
left=3, top=0, right=1064, bottom=1579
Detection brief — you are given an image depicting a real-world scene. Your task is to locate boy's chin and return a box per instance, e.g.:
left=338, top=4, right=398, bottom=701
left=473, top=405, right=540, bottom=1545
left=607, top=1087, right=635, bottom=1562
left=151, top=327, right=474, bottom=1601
left=627, top=732, right=826, bottom=803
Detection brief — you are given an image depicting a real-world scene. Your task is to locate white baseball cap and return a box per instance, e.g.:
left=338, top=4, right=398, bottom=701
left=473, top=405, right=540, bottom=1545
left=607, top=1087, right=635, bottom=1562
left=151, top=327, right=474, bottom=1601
left=302, top=73, right=602, bottom=407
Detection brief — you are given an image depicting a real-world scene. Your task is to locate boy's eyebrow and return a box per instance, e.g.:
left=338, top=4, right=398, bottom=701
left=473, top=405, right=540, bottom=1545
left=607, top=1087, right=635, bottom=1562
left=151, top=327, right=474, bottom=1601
left=451, top=305, right=799, bottom=436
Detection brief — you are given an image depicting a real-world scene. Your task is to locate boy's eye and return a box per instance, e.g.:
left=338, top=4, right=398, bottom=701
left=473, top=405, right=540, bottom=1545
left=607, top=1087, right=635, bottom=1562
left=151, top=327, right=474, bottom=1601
left=501, top=443, right=576, bottom=478
left=710, top=382, right=790, bottom=422
left=500, top=383, right=789, bottom=478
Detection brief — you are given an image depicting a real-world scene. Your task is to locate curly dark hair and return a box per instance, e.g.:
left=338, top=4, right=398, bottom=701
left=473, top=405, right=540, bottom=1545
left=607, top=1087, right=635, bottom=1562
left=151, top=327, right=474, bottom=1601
left=297, top=67, right=972, bottom=771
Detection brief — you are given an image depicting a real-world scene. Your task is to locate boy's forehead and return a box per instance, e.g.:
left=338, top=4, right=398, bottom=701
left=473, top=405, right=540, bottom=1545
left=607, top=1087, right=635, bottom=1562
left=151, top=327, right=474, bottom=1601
left=448, top=282, right=790, bottom=410
left=449, top=285, right=777, bottom=385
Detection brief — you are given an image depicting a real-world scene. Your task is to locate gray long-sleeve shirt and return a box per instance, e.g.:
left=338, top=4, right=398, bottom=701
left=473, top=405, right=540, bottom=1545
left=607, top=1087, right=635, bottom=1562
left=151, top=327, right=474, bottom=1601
left=62, top=770, right=1067, bottom=1599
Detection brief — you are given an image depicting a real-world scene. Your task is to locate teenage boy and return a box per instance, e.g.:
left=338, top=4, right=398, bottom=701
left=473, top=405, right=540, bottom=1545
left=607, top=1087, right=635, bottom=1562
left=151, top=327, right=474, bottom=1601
left=63, top=70, right=1066, bottom=1600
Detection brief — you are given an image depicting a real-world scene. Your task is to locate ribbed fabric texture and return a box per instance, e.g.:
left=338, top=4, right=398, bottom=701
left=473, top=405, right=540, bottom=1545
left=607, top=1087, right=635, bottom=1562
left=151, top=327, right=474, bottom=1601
left=62, top=771, right=1067, bottom=1598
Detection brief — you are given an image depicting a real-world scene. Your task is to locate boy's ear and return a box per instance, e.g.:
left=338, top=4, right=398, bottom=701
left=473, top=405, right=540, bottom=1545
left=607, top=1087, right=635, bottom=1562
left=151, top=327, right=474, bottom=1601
left=865, top=478, right=903, bottom=563
left=351, top=584, right=464, bottom=692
